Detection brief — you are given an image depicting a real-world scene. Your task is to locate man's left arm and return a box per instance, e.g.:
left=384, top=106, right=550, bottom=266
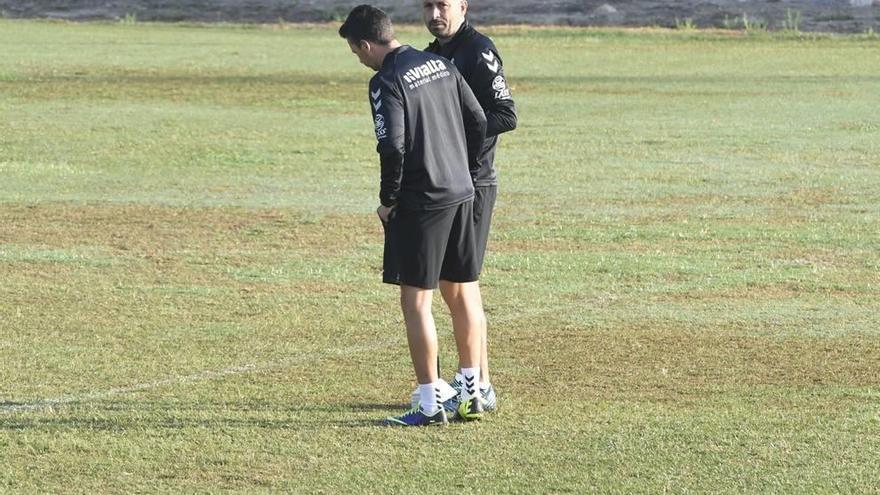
left=370, top=78, right=406, bottom=221
left=470, top=46, right=517, bottom=138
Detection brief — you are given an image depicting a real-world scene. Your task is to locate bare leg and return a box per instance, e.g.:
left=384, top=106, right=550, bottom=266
left=438, top=280, right=482, bottom=371
left=400, top=285, right=438, bottom=384
left=442, top=280, right=490, bottom=383
left=478, top=284, right=490, bottom=385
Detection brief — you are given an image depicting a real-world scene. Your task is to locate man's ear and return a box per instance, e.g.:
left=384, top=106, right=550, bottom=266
left=359, top=40, right=372, bottom=53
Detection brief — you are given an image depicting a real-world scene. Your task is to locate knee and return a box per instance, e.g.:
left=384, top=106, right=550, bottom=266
left=442, top=291, right=468, bottom=314
left=447, top=292, right=483, bottom=320
left=401, top=305, right=428, bottom=322
left=400, top=295, right=431, bottom=320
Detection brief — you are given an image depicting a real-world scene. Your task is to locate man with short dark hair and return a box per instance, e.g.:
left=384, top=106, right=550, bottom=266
left=339, top=5, right=489, bottom=426
left=417, top=0, right=518, bottom=415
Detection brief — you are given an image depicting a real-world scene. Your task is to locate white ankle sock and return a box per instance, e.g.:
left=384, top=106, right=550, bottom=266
left=418, top=382, right=441, bottom=415
left=460, top=367, right=480, bottom=399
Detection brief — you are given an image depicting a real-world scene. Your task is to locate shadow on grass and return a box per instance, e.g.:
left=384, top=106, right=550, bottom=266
left=0, top=399, right=400, bottom=430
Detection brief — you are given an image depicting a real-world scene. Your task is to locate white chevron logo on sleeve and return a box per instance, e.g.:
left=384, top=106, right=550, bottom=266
left=371, top=88, right=382, bottom=110
left=482, top=51, right=499, bottom=73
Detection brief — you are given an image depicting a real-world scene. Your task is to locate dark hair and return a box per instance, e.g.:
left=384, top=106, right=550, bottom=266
left=338, top=5, right=395, bottom=44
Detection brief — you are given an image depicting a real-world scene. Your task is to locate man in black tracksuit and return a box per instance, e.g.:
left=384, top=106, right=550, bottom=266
left=339, top=5, right=489, bottom=426
left=420, top=0, right=518, bottom=414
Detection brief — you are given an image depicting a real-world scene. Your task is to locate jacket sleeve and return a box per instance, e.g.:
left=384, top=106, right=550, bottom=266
left=370, top=78, right=405, bottom=207
left=457, top=73, right=487, bottom=178
left=468, top=46, right=517, bottom=138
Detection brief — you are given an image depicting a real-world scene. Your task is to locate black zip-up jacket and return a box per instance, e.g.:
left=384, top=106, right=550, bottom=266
left=426, top=21, right=518, bottom=187
left=370, top=45, right=487, bottom=210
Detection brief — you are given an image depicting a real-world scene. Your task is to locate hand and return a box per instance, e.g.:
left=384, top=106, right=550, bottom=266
left=376, top=205, right=395, bottom=223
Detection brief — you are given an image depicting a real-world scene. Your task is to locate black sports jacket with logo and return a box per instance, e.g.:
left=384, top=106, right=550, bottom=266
left=370, top=45, right=487, bottom=210
left=426, top=21, right=518, bottom=187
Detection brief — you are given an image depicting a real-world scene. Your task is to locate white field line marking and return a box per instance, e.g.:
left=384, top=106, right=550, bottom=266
left=1, top=338, right=399, bottom=413
left=2, top=304, right=565, bottom=413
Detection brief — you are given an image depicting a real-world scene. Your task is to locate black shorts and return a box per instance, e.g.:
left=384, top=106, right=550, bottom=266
left=382, top=201, right=479, bottom=289
left=473, top=185, right=497, bottom=274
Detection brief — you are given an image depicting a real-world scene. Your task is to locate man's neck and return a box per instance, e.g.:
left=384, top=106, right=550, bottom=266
left=374, top=39, right=403, bottom=65
left=437, top=21, right=465, bottom=46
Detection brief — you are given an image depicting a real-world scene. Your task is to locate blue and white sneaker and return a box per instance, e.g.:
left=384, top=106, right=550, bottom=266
left=441, top=374, right=498, bottom=417
left=384, top=406, right=448, bottom=427
left=482, top=382, right=497, bottom=412
left=441, top=374, right=464, bottom=416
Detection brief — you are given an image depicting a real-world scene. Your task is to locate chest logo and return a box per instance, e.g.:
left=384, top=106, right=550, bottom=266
left=402, top=59, right=448, bottom=84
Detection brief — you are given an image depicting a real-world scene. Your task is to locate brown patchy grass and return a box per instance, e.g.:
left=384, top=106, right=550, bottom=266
left=645, top=284, right=856, bottom=303
left=0, top=203, right=379, bottom=257
left=0, top=68, right=364, bottom=106
left=499, top=319, right=880, bottom=404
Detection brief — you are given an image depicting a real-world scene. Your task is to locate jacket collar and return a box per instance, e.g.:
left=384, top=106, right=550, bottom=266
left=380, top=45, right=410, bottom=71
left=428, top=21, right=472, bottom=56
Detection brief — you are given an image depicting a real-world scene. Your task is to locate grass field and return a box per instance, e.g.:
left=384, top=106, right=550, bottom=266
left=1, top=19, right=879, bottom=493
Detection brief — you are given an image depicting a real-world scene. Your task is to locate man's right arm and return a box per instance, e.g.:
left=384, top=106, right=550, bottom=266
left=370, top=78, right=406, bottom=208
